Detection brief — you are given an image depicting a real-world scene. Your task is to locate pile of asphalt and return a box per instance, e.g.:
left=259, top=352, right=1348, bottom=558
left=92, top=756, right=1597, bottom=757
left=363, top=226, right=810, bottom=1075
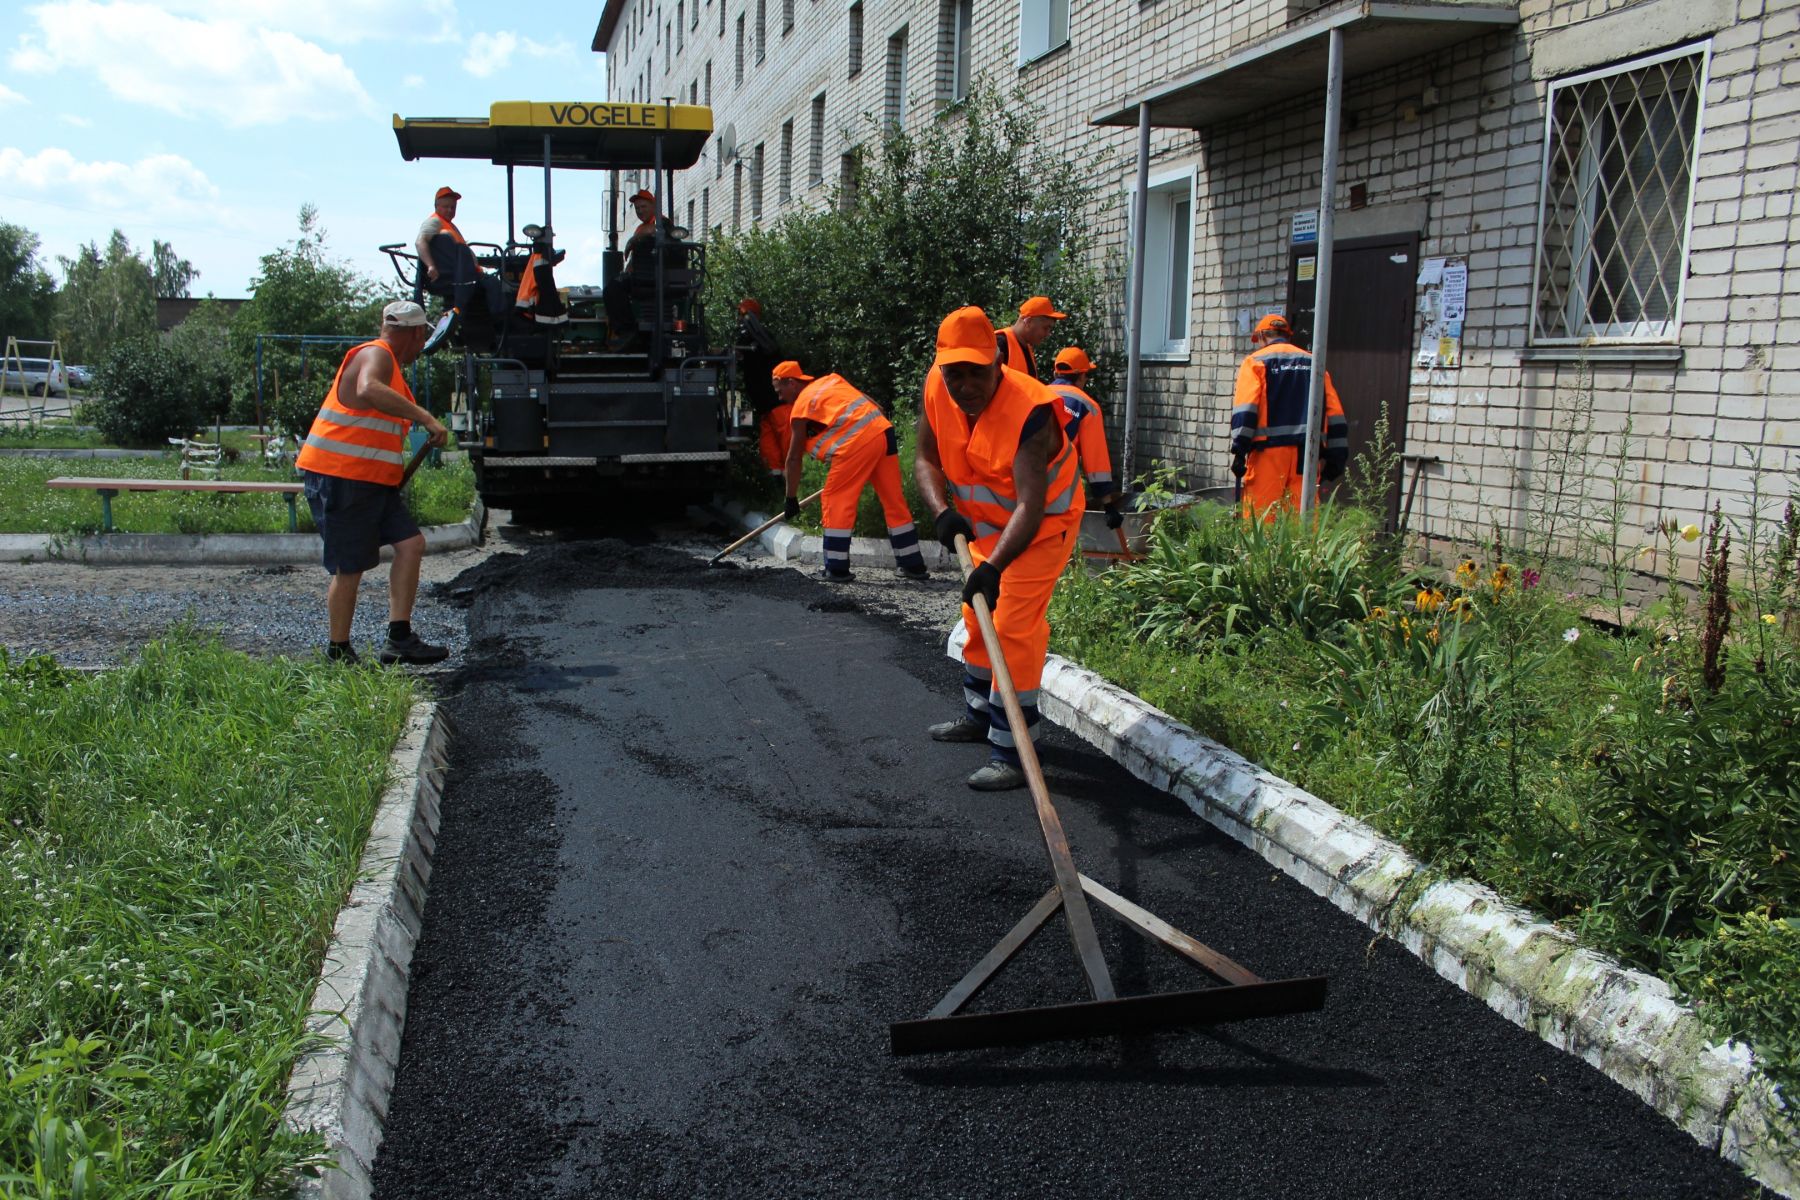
left=372, top=538, right=1767, bottom=1200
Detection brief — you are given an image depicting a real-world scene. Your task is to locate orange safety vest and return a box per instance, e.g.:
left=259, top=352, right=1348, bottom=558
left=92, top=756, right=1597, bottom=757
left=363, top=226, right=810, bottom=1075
left=433, top=213, right=468, bottom=244
left=295, top=341, right=414, bottom=486
left=925, top=365, right=1081, bottom=544
left=791, top=374, right=890, bottom=461
left=995, top=326, right=1036, bottom=378
left=516, top=252, right=544, bottom=308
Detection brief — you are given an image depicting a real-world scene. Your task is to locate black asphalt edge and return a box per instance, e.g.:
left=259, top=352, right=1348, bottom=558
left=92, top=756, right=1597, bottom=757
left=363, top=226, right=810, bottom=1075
left=283, top=703, right=450, bottom=1200
left=0, top=499, right=486, bottom=566
left=711, top=497, right=950, bottom=568
left=942, top=626, right=1796, bottom=1196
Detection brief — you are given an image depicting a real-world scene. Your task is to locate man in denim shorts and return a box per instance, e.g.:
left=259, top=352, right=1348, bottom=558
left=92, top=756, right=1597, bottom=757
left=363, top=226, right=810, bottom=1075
left=296, top=300, right=451, bottom=665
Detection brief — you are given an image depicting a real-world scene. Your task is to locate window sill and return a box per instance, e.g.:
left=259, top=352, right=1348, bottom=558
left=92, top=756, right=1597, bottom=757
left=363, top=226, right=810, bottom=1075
left=1139, top=349, right=1190, bottom=365
left=1519, top=345, right=1684, bottom=365
left=1017, top=39, right=1070, bottom=70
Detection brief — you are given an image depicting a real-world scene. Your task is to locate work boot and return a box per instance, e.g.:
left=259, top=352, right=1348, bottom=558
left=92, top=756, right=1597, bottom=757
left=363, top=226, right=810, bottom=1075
left=967, top=760, right=1027, bottom=791
left=928, top=716, right=987, bottom=743
left=423, top=311, right=457, bottom=354
left=380, top=630, right=450, bottom=665
left=820, top=568, right=856, bottom=583
left=895, top=564, right=930, bottom=581
left=326, top=642, right=361, bottom=665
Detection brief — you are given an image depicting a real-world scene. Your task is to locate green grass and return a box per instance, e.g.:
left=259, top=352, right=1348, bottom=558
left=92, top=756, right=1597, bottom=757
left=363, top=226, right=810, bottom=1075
left=0, top=635, right=418, bottom=1195
left=0, top=456, right=475, bottom=536
left=0, top=423, right=108, bottom=451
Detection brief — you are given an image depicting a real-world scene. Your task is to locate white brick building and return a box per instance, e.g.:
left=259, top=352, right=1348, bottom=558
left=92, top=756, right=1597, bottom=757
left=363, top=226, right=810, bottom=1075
left=594, top=0, right=1797, bottom=559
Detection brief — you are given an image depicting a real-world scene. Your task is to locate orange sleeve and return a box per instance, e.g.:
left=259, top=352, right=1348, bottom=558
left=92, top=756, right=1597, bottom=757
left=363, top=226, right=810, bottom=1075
left=1076, top=402, right=1112, bottom=482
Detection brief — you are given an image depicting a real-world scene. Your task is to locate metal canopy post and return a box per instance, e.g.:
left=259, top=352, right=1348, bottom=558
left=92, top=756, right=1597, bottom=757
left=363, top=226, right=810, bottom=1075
left=542, top=134, right=554, bottom=232
left=507, top=164, right=516, bottom=245
left=1300, top=27, right=1344, bottom=518
left=653, top=130, right=666, bottom=364
left=1121, top=103, right=1151, bottom=495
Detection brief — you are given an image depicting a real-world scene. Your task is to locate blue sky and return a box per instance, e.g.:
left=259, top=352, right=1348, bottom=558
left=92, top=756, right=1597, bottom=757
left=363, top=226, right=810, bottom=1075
left=1, top=1, right=619, bottom=300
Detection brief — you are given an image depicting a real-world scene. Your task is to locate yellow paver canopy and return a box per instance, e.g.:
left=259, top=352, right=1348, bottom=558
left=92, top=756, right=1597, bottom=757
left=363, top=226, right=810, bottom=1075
left=393, top=101, right=713, bottom=171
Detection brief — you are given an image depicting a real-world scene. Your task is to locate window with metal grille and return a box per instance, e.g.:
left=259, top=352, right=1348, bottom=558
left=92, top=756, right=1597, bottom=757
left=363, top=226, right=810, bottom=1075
left=702, top=186, right=710, bottom=234
left=705, top=60, right=712, bottom=105
left=756, top=0, right=766, bottom=63
left=809, top=92, right=826, bottom=185
left=752, top=142, right=765, bottom=220
left=780, top=119, right=794, bottom=203
left=885, top=27, right=909, bottom=129
left=735, top=13, right=745, bottom=84
left=718, top=0, right=725, bottom=37
left=733, top=161, right=743, bottom=230
left=1018, top=0, right=1067, bottom=65
left=839, top=149, right=861, bottom=211
left=677, top=3, right=684, bottom=48
left=848, top=2, right=864, bottom=77
left=1532, top=42, right=1708, bottom=344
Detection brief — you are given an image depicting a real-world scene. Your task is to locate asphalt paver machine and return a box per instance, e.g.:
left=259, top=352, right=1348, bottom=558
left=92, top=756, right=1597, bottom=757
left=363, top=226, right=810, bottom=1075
left=385, top=101, right=731, bottom=511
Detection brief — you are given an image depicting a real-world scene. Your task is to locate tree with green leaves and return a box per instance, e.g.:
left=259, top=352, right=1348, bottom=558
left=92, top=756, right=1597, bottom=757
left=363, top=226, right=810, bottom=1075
left=54, top=230, right=157, bottom=364
left=152, top=239, right=199, bottom=299
left=0, top=223, right=57, bottom=344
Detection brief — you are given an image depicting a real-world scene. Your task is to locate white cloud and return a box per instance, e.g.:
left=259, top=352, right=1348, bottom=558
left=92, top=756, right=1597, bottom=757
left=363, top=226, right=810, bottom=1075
left=9, top=1, right=374, bottom=127
left=0, top=82, right=25, bottom=106
left=403, top=74, right=426, bottom=89
left=0, top=146, right=222, bottom=220
left=39, top=0, right=458, bottom=45
left=59, top=113, right=91, bottom=127
left=463, top=30, right=571, bottom=78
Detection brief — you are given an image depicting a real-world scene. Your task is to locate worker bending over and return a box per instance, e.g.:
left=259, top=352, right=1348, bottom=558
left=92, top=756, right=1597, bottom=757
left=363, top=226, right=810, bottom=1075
left=1047, top=346, right=1122, bottom=530
left=1230, top=314, right=1348, bottom=518
left=779, top=362, right=928, bottom=582
left=994, top=296, right=1065, bottom=380
left=916, top=306, right=1083, bottom=792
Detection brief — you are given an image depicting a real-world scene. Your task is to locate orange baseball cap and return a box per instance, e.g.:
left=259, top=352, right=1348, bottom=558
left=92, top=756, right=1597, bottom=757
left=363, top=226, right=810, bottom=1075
left=435, top=186, right=462, bottom=200
left=934, top=306, right=1000, bottom=368
left=1253, top=313, right=1292, bottom=336
left=1053, top=346, right=1096, bottom=373
left=1018, top=296, right=1067, bottom=319
left=771, top=360, right=814, bottom=382
left=738, top=298, right=763, bottom=316
left=628, top=188, right=656, bottom=204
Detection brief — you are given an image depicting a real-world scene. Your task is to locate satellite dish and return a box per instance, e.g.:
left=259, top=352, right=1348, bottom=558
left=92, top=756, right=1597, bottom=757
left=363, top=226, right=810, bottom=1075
left=718, top=122, right=737, bottom=162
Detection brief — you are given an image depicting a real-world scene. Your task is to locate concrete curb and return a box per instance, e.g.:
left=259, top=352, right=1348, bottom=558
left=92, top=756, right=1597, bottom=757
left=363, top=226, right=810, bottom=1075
left=715, top=498, right=950, bottom=569
left=1, top=499, right=486, bottom=566
left=946, top=625, right=1797, bottom=1197
left=282, top=702, right=450, bottom=1200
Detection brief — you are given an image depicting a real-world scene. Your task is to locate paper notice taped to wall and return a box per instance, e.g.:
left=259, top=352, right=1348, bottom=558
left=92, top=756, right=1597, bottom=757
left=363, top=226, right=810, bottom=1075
left=1415, top=254, right=1466, bottom=369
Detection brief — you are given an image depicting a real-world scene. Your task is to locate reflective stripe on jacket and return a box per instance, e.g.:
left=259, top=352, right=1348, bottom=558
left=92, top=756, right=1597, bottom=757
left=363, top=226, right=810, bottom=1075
left=791, top=373, right=890, bottom=462
left=295, top=340, right=413, bottom=486
left=925, top=365, right=1082, bottom=544
left=1229, top=341, right=1348, bottom=474
left=1049, top=379, right=1116, bottom=500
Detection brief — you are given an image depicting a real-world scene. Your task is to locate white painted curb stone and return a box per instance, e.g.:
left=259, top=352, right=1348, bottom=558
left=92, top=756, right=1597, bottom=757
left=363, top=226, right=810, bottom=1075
left=716, top=498, right=950, bottom=570
left=945, top=632, right=1797, bottom=1197
left=283, top=702, right=450, bottom=1200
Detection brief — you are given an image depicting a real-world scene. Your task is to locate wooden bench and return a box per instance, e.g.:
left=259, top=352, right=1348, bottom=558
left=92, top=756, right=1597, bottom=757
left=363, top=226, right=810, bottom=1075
left=46, top=477, right=304, bottom=533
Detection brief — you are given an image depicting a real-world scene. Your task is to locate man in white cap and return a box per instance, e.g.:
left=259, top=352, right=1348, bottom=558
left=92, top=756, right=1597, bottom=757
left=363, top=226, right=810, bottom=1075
left=295, top=300, right=452, bottom=665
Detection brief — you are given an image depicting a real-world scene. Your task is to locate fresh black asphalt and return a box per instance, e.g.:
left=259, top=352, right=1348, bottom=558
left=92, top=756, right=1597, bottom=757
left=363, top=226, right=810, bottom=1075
left=371, top=537, right=1766, bottom=1199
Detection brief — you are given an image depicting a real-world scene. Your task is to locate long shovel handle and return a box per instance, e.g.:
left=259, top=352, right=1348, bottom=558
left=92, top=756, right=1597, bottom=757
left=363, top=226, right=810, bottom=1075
left=400, top=440, right=434, bottom=487
left=709, top=487, right=825, bottom=564
left=951, top=533, right=1115, bottom=1002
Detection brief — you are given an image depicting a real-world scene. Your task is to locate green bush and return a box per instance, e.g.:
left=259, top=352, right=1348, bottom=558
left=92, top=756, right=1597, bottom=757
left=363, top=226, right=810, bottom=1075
left=88, top=337, right=196, bottom=447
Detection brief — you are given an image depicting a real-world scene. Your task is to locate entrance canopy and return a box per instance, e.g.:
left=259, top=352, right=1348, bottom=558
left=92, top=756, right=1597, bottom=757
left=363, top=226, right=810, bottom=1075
left=1092, top=1, right=1518, bottom=130
left=393, top=101, right=714, bottom=171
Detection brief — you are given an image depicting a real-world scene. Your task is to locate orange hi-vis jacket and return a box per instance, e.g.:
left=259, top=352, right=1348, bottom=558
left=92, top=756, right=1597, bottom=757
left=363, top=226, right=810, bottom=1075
left=791, top=374, right=890, bottom=460
left=925, top=365, right=1082, bottom=545
left=1229, top=340, right=1348, bottom=475
left=994, top=326, right=1036, bottom=378
left=516, top=252, right=545, bottom=307
left=1048, top=379, right=1116, bottom=501
left=295, top=341, right=414, bottom=486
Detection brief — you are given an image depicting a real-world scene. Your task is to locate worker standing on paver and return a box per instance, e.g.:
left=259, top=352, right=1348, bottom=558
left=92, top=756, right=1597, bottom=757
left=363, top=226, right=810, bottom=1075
left=1047, top=346, right=1123, bottom=530
left=296, top=300, right=451, bottom=666
left=1230, top=314, right=1348, bottom=518
left=916, top=306, right=1083, bottom=791
left=780, top=362, right=927, bottom=582
left=994, top=296, right=1066, bottom=380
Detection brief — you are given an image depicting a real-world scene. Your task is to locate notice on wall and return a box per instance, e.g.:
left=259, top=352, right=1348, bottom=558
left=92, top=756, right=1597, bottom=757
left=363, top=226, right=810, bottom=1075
left=1297, top=256, right=1317, bottom=282
left=1291, top=210, right=1318, bottom=244
left=1415, top=254, right=1467, bottom=369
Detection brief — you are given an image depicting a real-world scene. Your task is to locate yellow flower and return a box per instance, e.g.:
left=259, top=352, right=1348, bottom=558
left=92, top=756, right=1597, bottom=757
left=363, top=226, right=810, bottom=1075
left=1446, top=595, right=1476, bottom=622
left=1454, top=559, right=1478, bottom=584
left=1399, top=616, right=1413, bottom=642
left=1636, top=545, right=1655, bottom=559
left=1763, top=614, right=1780, bottom=626
left=1416, top=588, right=1445, bottom=613
left=1367, top=606, right=1388, bottom=621
left=1681, top=523, right=1701, bottom=542
left=1426, top=626, right=1440, bottom=644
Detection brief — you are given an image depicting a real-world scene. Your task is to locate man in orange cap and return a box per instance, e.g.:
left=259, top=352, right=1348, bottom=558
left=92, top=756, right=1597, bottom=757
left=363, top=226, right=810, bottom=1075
left=778, top=363, right=927, bottom=581
left=761, top=358, right=805, bottom=485
left=1047, top=346, right=1121, bottom=529
left=416, top=185, right=503, bottom=351
left=1230, top=314, right=1348, bottom=517
left=916, top=305, right=1083, bottom=790
left=605, top=187, right=672, bottom=348
left=994, top=296, right=1066, bottom=380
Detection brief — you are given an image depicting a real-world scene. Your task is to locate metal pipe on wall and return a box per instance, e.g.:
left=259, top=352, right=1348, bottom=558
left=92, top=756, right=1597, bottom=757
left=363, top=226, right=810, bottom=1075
left=1300, top=26, right=1344, bottom=518
left=1121, top=103, right=1151, bottom=495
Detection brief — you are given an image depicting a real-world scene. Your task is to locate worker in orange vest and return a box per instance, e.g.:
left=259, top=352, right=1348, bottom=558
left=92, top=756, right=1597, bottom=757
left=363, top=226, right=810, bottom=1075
left=916, top=306, right=1084, bottom=791
left=416, top=185, right=503, bottom=352
left=994, top=296, right=1066, bottom=379
left=296, top=301, right=451, bottom=666
left=1047, top=346, right=1122, bottom=530
left=1230, top=314, right=1348, bottom=518
left=779, top=363, right=927, bottom=581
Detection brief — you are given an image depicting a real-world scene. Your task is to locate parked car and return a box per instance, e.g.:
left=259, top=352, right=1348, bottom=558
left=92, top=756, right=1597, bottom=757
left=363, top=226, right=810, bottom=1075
left=65, top=363, right=94, bottom=389
left=2, top=357, right=68, bottom=397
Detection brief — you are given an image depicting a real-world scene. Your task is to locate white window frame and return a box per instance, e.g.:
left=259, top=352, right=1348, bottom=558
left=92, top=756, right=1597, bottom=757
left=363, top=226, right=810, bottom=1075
left=1017, top=0, right=1069, bottom=67
left=1127, top=164, right=1197, bottom=361
left=1529, top=41, right=1710, bottom=345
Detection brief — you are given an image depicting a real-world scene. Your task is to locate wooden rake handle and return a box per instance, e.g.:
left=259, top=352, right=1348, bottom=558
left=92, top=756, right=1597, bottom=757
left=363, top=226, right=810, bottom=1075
left=709, top=487, right=826, bottom=564
left=952, top=533, right=1115, bottom=1002
left=400, top=440, right=434, bottom=487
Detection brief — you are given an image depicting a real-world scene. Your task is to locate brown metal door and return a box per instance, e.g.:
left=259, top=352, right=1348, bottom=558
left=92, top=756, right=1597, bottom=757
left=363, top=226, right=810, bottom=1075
left=1288, top=233, right=1417, bottom=515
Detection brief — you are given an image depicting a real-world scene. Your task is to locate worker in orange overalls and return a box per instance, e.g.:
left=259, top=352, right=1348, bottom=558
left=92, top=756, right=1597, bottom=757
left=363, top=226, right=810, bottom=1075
left=779, top=363, right=927, bottom=582
left=994, top=296, right=1066, bottom=380
left=1047, top=346, right=1122, bottom=531
left=916, top=306, right=1083, bottom=791
left=1230, top=314, right=1348, bottom=518
left=512, top=224, right=567, bottom=326
left=762, top=359, right=803, bottom=482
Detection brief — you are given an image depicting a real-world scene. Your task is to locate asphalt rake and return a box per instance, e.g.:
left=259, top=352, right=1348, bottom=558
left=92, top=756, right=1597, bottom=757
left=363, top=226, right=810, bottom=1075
left=889, top=533, right=1328, bottom=1055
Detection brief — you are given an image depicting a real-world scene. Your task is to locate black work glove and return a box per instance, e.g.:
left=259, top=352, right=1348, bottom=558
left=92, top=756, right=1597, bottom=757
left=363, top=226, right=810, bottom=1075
left=1230, top=452, right=1247, bottom=481
left=1104, top=504, right=1124, bottom=530
left=962, top=561, right=1002, bottom=611
left=934, top=507, right=975, bottom=552
left=1321, top=461, right=1345, bottom=483
left=783, top=495, right=801, bottom=520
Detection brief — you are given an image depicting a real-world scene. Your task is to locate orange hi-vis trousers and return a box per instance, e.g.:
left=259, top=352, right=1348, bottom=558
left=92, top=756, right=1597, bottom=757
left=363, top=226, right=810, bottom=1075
left=819, top=429, right=923, bottom=575
left=958, top=523, right=1077, bottom=760
left=1240, top=444, right=1317, bottom=520
left=759, top=403, right=793, bottom=476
